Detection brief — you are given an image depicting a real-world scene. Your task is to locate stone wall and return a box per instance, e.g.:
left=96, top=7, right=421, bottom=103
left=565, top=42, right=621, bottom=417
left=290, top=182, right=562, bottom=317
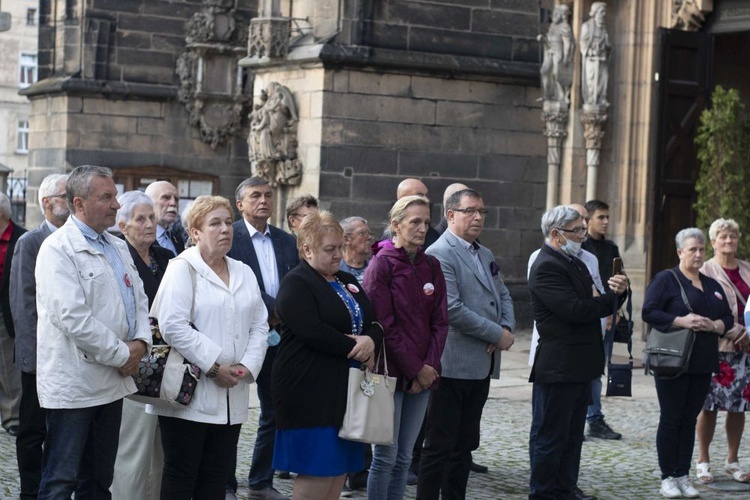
left=317, top=70, right=547, bottom=283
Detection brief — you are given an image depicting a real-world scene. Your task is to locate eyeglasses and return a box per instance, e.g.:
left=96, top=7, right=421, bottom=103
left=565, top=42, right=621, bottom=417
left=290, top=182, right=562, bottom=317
left=350, top=229, right=373, bottom=238
left=48, top=194, right=67, bottom=199
left=557, top=226, right=587, bottom=236
left=452, top=208, right=489, bottom=217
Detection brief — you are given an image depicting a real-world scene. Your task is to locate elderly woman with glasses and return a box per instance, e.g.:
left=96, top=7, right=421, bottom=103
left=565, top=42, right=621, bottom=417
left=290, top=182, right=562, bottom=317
left=695, top=218, right=750, bottom=484
left=642, top=227, right=733, bottom=499
left=111, top=191, right=175, bottom=499
left=340, top=217, right=374, bottom=286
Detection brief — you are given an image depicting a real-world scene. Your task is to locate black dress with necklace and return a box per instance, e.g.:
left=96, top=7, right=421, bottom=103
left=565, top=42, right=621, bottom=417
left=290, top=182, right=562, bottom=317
left=125, top=240, right=174, bottom=307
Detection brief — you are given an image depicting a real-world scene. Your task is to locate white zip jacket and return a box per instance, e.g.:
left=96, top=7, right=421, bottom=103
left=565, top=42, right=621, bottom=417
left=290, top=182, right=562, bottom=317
left=35, top=218, right=151, bottom=409
left=147, top=247, right=268, bottom=424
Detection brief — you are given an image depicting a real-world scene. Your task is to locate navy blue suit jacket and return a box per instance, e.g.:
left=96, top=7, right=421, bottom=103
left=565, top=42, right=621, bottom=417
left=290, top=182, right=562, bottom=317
left=228, top=220, right=299, bottom=315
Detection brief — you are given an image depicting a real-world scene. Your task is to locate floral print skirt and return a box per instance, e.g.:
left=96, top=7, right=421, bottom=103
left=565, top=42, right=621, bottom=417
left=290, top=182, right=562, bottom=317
left=703, top=351, right=750, bottom=412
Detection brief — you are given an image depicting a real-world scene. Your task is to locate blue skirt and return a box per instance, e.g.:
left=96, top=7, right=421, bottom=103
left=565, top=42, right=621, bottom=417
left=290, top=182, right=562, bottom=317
left=273, top=426, right=365, bottom=476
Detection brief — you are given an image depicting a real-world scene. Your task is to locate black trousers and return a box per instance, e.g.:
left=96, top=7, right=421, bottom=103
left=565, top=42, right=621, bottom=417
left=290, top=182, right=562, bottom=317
left=417, top=376, right=490, bottom=500
left=17, top=372, right=47, bottom=500
left=160, top=416, right=242, bottom=500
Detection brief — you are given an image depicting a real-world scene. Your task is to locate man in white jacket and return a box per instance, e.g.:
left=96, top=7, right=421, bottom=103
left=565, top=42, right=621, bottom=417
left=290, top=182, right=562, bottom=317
left=35, top=165, right=151, bottom=499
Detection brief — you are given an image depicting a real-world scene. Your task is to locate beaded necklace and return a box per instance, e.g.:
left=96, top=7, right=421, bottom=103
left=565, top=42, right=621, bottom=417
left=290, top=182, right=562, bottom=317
left=330, top=277, right=363, bottom=335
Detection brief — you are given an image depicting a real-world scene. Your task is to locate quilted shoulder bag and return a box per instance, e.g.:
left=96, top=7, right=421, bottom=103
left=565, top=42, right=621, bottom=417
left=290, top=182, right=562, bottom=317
left=130, top=258, right=201, bottom=408
left=339, top=344, right=396, bottom=445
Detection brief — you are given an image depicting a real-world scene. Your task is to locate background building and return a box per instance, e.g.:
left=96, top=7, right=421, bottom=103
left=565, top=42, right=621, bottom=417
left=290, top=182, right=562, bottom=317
left=0, top=0, right=38, bottom=222
left=19, top=0, right=750, bottom=329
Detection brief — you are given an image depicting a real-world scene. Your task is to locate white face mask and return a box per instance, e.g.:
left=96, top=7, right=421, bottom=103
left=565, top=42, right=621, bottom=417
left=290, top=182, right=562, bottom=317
left=559, top=234, right=582, bottom=256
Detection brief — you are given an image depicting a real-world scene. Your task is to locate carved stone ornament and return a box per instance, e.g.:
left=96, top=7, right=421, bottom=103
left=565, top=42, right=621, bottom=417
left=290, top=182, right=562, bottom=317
left=248, top=82, right=302, bottom=187
left=580, top=2, right=610, bottom=107
left=247, top=17, right=291, bottom=61
left=176, top=0, right=251, bottom=149
left=671, top=0, right=708, bottom=32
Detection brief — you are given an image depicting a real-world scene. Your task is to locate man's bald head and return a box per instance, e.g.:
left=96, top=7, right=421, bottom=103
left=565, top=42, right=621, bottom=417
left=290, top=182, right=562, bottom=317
left=397, top=178, right=429, bottom=200
left=443, top=183, right=469, bottom=209
left=568, top=203, right=588, bottom=219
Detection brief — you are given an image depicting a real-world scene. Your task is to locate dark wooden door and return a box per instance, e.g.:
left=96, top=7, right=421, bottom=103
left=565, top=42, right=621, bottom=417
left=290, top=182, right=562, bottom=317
left=650, top=28, right=711, bottom=278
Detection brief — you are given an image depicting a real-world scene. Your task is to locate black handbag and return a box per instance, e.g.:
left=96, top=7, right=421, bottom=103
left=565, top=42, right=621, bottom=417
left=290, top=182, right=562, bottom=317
left=605, top=292, right=632, bottom=397
left=613, top=288, right=633, bottom=343
left=606, top=338, right=633, bottom=397
left=643, top=270, right=696, bottom=379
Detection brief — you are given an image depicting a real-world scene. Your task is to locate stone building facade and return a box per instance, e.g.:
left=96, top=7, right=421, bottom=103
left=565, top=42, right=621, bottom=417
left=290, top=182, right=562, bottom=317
left=21, top=0, right=750, bottom=328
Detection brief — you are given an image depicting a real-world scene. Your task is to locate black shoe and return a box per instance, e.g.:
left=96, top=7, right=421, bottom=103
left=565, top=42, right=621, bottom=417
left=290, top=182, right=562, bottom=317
left=6, top=425, right=18, bottom=437
left=469, top=461, right=489, bottom=473
left=586, top=418, right=622, bottom=440
left=406, top=468, right=418, bottom=486
left=347, top=470, right=368, bottom=490
left=574, top=487, right=597, bottom=500
left=277, top=471, right=291, bottom=479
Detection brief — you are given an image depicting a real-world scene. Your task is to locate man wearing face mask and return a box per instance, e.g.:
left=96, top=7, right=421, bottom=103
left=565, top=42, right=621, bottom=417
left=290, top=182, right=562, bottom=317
left=527, top=205, right=628, bottom=500
left=527, top=204, right=605, bottom=500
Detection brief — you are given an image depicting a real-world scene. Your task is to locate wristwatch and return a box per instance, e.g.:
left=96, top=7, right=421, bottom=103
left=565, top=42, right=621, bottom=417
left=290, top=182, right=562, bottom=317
left=206, top=362, right=220, bottom=379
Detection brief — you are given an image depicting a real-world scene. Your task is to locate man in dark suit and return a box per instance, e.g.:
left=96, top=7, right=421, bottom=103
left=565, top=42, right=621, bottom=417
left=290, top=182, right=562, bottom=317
left=0, top=192, right=26, bottom=439
left=419, top=189, right=515, bottom=499
left=527, top=205, right=628, bottom=500
left=10, top=174, right=69, bottom=499
left=145, top=180, right=184, bottom=255
left=227, top=177, right=298, bottom=500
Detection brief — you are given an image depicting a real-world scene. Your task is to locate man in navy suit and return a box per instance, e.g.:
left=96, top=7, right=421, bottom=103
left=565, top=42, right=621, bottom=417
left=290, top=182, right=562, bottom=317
left=227, top=177, right=298, bottom=500
left=11, top=174, right=69, bottom=499
left=527, top=205, right=628, bottom=499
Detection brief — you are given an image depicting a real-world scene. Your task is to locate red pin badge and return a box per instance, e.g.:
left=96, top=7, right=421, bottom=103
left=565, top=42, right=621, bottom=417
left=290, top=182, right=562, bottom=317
left=347, top=283, right=360, bottom=293
left=715, top=291, right=723, bottom=300
left=423, top=283, right=435, bottom=296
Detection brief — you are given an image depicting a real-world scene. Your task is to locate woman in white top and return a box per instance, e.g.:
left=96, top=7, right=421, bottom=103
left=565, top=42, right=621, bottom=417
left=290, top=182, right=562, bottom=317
left=148, top=195, right=268, bottom=499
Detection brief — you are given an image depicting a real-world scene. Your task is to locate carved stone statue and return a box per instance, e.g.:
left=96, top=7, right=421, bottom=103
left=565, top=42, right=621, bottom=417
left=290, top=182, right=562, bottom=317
left=249, top=82, right=302, bottom=186
left=672, top=0, right=707, bottom=32
left=580, top=2, right=610, bottom=107
left=537, top=4, right=575, bottom=105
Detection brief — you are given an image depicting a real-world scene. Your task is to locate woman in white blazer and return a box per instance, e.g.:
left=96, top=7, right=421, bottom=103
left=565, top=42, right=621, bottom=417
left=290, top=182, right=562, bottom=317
left=148, top=195, right=268, bottom=499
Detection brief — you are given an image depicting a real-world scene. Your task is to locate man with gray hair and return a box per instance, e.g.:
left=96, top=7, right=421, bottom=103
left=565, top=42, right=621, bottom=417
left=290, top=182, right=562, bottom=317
left=340, top=216, right=373, bottom=286
left=11, top=173, right=69, bottom=499
left=0, top=192, right=25, bottom=441
left=35, top=165, right=151, bottom=498
left=527, top=205, right=628, bottom=499
left=145, top=180, right=184, bottom=255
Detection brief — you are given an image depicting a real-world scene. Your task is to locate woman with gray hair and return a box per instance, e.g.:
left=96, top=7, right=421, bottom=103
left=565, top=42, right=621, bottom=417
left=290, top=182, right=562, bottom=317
left=111, top=190, right=175, bottom=499
left=695, top=218, right=750, bottom=484
left=642, top=227, right=733, bottom=498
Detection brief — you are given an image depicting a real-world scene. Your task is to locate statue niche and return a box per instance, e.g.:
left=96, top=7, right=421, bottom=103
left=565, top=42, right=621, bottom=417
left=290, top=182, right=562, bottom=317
left=249, top=82, right=302, bottom=187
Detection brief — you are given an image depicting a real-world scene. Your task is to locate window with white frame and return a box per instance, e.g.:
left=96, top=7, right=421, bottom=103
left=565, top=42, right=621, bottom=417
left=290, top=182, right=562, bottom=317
left=19, top=53, right=38, bottom=88
left=16, top=120, right=29, bottom=154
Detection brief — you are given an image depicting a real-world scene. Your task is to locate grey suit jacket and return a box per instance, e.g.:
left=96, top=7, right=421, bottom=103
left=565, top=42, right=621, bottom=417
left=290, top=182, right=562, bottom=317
left=10, top=222, right=53, bottom=373
left=426, top=229, right=515, bottom=380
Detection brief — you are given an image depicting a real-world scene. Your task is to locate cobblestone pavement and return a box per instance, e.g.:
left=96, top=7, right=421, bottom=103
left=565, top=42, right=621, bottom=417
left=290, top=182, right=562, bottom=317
left=1, top=332, right=750, bottom=499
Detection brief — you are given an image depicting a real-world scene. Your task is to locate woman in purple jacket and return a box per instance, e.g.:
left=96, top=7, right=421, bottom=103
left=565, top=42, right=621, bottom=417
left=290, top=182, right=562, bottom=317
left=364, top=195, right=449, bottom=500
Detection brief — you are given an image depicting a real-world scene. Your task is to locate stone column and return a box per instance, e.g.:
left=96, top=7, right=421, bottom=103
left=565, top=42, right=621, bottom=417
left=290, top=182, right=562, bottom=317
left=542, top=101, right=570, bottom=209
left=581, top=103, right=608, bottom=201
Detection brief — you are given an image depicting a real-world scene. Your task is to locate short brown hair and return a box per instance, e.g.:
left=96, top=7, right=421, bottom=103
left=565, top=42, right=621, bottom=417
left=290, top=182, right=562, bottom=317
left=296, top=210, right=343, bottom=259
left=185, top=195, right=233, bottom=243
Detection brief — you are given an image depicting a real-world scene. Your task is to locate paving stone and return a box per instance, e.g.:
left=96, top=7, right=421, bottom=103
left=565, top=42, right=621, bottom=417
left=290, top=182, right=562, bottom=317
left=0, top=332, right=748, bottom=499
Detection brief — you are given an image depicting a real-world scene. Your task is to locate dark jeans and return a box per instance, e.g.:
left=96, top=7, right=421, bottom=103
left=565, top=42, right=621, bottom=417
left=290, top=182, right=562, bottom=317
left=654, top=372, right=712, bottom=479
left=38, top=399, right=123, bottom=500
left=17, top=372, right=47, bottom=500
left=160, top=416, right=242, bottom=500
left=528, top=381, right=590, bottom=500
left=227, top=345, right=277, bottom=492
left=417, top=376, right=490, bottom=500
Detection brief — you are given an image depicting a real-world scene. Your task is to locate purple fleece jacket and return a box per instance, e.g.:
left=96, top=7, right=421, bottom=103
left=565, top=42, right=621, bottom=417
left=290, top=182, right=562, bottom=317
left=363, top=239, right=449, bottom=391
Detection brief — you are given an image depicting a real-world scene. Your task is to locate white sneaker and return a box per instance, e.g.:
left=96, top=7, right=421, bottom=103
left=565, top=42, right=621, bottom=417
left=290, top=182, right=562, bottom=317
left=660, top=477, right=682, bottom=498
left=676, top=476, right=700, bottom=498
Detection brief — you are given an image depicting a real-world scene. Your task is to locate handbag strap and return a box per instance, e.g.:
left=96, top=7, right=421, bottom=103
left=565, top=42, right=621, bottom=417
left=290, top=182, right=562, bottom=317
left=669, top=269, right=693, bottom=313
left=605, top=287, right=632, bottom=364
left=371, top=341, right=390, bottom=377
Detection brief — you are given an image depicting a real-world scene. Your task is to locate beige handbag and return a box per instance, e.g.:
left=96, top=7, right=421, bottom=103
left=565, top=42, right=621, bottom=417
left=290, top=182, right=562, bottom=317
left=338, top=345, right=396, bottom=445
